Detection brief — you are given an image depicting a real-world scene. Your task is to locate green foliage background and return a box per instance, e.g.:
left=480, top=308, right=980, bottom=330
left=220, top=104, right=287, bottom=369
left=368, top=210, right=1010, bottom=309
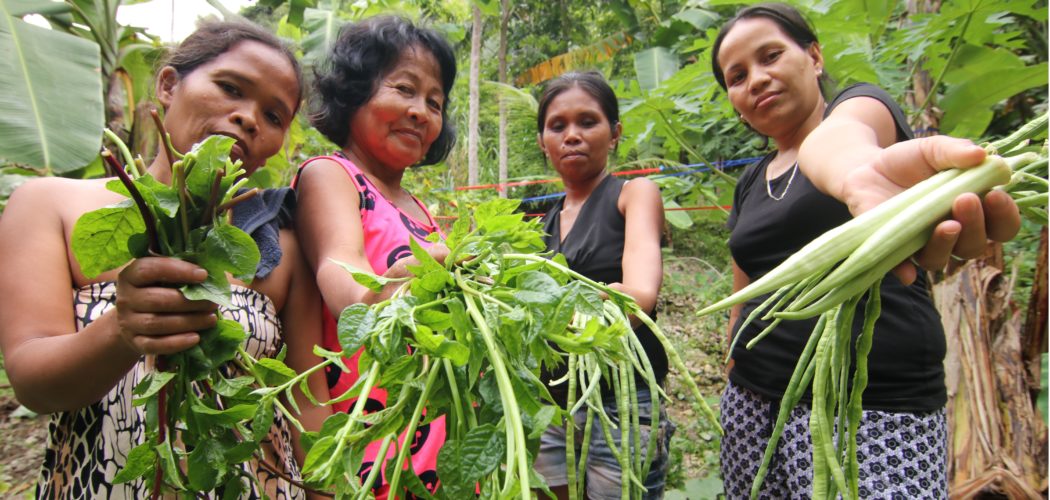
left=0, top=0, right=1046, bottom=494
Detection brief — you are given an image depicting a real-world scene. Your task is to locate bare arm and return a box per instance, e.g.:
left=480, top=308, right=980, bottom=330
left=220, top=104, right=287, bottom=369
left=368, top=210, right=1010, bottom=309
left=295, top=160, right=448, bottom=315
left=0, top=180, right=214, bottom=413
left=798, top=96, right=1020, bottom=281
left=274, top=230, right=331, bottom=465
left=611, top=178, right=664, bottom=317
left=295, top=160, right=389, bottom=314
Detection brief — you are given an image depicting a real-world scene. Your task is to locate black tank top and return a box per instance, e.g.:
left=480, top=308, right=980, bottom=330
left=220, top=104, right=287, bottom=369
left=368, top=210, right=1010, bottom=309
left=727, top=84, right=946, bottom=412
left=542, top=174, right=669, bottom=405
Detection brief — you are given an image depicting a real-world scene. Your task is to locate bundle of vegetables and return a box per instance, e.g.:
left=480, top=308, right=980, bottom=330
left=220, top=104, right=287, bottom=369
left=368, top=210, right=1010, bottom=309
left=267, top=197, right=721, bottom=499
left=72, top=119, right=286, bottom=497
left=73, top=123, right=722, bottom=498
left=696, top=112, right=1048, bottom=500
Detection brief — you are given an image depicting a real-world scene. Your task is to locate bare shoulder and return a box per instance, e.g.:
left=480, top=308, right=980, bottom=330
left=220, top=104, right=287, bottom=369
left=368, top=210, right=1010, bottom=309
left=4, top=177, right=106, bottom=224
left=619, top=177, right=663, bottom=211
left=297, top=157, right=350, bottom=186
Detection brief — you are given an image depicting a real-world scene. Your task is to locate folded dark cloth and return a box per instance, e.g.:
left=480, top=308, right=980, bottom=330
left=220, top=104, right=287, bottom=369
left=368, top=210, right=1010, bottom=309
left=230, top=187, right=296, bottom=279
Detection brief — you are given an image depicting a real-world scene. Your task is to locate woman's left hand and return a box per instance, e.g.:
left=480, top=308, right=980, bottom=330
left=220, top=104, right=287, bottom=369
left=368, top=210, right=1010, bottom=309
left=840, top=135, right=1022, bottom=284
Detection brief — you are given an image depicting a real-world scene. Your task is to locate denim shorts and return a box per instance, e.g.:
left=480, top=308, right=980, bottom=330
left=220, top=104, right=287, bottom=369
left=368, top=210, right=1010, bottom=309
left=534, top=388, right=675, bottom=500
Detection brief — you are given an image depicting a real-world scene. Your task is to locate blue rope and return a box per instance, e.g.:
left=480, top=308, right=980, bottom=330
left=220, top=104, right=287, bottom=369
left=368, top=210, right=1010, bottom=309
left=519, top=156, right=761, bottom=204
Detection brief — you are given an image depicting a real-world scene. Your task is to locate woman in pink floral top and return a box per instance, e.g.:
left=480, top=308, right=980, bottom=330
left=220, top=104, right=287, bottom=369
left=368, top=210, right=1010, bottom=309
left=292, top=15, right=456, bottom=499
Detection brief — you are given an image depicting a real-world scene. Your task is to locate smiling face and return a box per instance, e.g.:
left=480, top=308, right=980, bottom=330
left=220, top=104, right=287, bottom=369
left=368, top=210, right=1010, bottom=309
left=157, top=40, right=300, bottom=173
left=717, top=17, right=824, bottom=140
left=538, top=86, right=621, bottom=184
left=346, top=45, right=445, bottom=173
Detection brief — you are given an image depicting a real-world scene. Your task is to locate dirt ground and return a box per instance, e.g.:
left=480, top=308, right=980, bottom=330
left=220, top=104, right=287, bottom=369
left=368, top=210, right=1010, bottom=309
left=0, top=392, right=47, bottom=498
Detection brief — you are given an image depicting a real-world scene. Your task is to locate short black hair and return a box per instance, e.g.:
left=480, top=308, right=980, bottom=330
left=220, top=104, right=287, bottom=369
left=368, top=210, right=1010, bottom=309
left=711, top=2, right=829, bottom=93
left=536, top=71, right=620, bottom=134
left=310, top=16, right=457, bottom=166
left=161, top=19, right=303, bottom=108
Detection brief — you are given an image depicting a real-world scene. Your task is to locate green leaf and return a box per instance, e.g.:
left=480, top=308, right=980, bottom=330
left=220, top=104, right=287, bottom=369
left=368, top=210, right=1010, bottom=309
left=301, top=7, right=339, bottom=66
left=71, top=202, right=146, bottom=278
left=413, top=324, right=470, bottom=366
left=184, top=135, right=235, bottom=195
left=330, top=258, right=406, bottom=292
left=302, top=435, right=335, bottom=475
left=202, top=223, right=261, bottom=282
left=180, top=259, right=235, bottom=307
left=252, top=398, right=275, bottom=442
left=131, top=371, right=176, bottom=405
left=191, top=401, right=257, bottom=425
left=212, top=376, right=255, bottom=398
left=663, top=199, right=694, bottom=229
left=634, top=47, right=679, bottom=91
left=337, top=303, right=376, bottom=354
left=112, top=441, right=155, bottom=484
left=458, top=423, right=505, bottom=481
left=523, top=405, right=558, bottom=439
left=196, top=319, right=247, bottom=374
left=187, top=438, right=225, bottom=491
left=940, top=59, right=1049, bottom=137
left=155, top=439, right=186, bottom=490
left=514, top=271, right=563, bottom=305
left=0, top=6, right=103, bottom=172
left=254, top=357, right=298, bottom=386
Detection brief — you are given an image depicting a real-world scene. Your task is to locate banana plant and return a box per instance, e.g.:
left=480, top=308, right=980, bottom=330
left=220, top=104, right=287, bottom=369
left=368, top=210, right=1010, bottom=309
left=0, top=0, right=161, bottom=175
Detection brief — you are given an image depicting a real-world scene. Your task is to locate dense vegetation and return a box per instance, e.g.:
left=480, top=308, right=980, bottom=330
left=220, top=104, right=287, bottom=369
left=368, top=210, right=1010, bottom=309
left=0, top=0, right=1046, bottom=497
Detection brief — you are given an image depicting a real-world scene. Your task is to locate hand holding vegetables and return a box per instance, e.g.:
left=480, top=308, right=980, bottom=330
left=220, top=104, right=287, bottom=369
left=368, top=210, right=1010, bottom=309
left=829, top=135, right=1022, bottom=280
left=114, top=257, right=217, bottom=355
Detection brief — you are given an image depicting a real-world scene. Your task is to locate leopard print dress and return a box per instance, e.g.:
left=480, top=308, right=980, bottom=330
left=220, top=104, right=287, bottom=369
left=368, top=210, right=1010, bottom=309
left=36, top=282, right=305, bottom=499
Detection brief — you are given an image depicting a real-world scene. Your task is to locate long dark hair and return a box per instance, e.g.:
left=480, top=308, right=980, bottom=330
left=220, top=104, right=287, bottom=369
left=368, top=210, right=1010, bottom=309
left=310, top=16, right=457, bottom=166
left=711, top=2, right=831, bottom=94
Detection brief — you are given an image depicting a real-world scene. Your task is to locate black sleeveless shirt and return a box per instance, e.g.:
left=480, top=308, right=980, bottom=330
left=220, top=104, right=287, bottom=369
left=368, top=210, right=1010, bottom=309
left=727, top=84, right=946, bottom=412
left=542, top=174, right=670, bottom=404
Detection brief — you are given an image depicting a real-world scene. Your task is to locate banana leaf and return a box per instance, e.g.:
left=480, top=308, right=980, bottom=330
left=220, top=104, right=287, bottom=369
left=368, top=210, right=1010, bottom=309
left=0, top=0, right=103, bottom=173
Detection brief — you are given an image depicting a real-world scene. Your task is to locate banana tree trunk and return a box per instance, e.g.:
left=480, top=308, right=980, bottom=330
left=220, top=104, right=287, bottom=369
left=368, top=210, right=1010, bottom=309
left=933, top=244, right=1048, bottom=498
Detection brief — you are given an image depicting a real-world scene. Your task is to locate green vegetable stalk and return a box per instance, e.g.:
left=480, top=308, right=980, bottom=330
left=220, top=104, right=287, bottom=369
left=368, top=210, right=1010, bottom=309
left=281, top=198, right=720, bottom=499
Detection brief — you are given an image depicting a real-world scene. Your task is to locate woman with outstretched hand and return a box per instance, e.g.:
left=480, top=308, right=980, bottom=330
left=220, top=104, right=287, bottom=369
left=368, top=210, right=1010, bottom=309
left=0, top=21, right=327, bottom=498
left=293, top=15, right=457, bottom=498
left=711, top=3, right=1020, bottom=498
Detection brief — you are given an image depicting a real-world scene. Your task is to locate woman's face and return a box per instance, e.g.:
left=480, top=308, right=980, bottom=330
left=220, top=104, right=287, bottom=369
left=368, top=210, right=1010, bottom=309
left=347, top=46, right=445, bottom=171
left=717, top=17, right=824, bottom=139
left=538, top=86, right=620, bottom=184
left=157, top=40, right=300, bottom=172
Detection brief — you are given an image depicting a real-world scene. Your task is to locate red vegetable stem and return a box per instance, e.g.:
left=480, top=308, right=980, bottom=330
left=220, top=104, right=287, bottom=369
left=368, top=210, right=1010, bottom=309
left=106, top=148, right=161, bottom=254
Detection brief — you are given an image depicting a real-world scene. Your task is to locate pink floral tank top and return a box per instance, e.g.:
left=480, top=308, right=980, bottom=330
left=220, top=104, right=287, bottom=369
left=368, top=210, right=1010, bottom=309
left=295, top=153, right=445, bottom=498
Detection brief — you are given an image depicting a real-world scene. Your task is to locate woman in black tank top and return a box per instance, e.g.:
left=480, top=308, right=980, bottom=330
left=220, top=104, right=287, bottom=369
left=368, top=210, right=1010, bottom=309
left=710, top=3, right=1021, bottom=498
left=531, top=72, right=672, bottom=500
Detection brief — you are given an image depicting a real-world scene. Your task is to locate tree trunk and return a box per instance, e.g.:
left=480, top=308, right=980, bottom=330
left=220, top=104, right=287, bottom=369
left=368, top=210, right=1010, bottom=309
left=906, top=0, right=942, bottom=135
left=935, top=245, right=1048, bottom=498
left=468, top=3, right=482, bottom=187
left=497, top=0, right=509, bottom=198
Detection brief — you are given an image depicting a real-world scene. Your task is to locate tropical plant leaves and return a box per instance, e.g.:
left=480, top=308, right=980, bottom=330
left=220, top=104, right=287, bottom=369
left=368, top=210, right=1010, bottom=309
left=0, top=2, right=103, bottom=172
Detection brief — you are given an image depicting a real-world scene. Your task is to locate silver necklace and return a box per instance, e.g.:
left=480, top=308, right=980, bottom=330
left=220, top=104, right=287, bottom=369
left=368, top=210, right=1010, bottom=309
left=766, top=161, right=799, bottom=201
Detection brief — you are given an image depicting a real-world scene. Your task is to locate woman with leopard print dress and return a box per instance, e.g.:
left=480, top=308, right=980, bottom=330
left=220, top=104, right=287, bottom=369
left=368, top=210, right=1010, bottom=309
left=0, top=20, right=329, bottom=499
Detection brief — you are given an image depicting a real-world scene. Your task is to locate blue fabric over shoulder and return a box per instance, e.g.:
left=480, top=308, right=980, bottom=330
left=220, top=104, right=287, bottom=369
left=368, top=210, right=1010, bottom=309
left=230, top=187, right=296, bottom=279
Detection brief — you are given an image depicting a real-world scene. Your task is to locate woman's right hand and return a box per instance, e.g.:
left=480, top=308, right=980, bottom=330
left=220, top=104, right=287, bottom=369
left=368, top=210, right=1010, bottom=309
left=115, top=257, right=218, bottom=355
